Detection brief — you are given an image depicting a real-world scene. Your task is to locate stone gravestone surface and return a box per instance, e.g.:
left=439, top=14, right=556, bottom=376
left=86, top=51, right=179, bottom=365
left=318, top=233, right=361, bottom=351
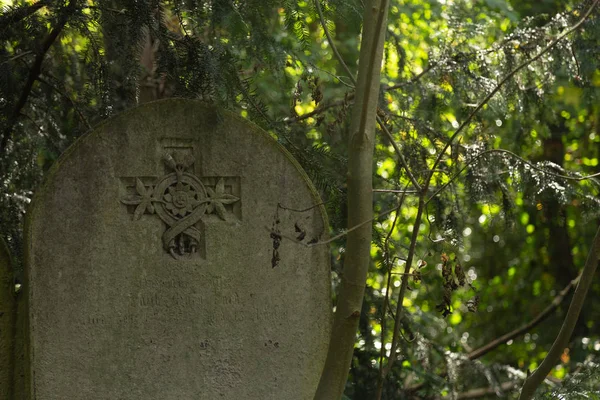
left=1, top=237, right=15, bottom=400
left=25, top=100, right=331, bottom=399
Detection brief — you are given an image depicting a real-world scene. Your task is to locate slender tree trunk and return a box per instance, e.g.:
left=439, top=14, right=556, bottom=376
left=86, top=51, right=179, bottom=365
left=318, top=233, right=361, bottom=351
left=518, top=225, right=600, bottom=400
left=314, top=0, right=390, bottom=398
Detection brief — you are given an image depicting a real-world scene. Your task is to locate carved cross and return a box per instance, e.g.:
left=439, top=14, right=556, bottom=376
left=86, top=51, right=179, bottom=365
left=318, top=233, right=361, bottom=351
left=119, top=141, right=240, bottom=260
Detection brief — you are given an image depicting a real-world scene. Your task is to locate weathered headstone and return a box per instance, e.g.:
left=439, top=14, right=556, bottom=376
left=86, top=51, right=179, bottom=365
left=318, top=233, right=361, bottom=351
left=25, top=100, right=331, bottom=399
left=0, top=237, right=15, bottom=400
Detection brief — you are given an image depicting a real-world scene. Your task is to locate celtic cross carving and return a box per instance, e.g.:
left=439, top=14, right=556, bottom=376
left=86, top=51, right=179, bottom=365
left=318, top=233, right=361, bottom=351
left=121, top=152, right=240, bottom=259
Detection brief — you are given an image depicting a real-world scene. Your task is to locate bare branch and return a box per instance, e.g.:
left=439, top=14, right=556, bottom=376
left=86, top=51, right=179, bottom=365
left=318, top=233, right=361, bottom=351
left=0, top=51, right=33, bottom=66
left=377, top=117, right=422, bottom=190
left=452, top=381, right=519, bottom=400
left=376, top=193, right=427, bottom=399
left=467, top=273, right=581, bottom=361
left=519, top=225, right=600, bottom=400
left=268, top=203, right=403, bottom=248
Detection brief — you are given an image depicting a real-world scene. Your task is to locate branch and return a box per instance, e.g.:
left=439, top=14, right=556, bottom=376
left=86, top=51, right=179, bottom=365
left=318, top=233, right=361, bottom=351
left=313, top=0, right=356, bottom=84
left=0, top=0, right=76, bottom=154
left=269, top=203, right=404, bottom=248
left=426, top=148, right=600, bottom=204
left=377, top=117, right=422, bottom=190
left=518, top=225, right=600, bottom=399
left=378, top=184, right=410, bottom=376
left=0, top=51, right=33, bottom=66
left=38, top=76, right=92, bottom=130
left=0, top=0, right=53, bottom=30
left=284, top=98, right=348, bottom=123
left=452, top=381, right=519, bottom=400
left=467, top=273, right=581, bottom=360
left=376, top=194, right=427, bottom=399
left=425, top=0, right=600, bottom=189
left=374, top=188, right=420, bottom=194
left=385, top=63, right=437, bottom=91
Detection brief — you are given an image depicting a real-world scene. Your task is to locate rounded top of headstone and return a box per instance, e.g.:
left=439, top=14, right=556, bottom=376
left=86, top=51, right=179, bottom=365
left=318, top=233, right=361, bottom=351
left=26, top=99, right=331, bottom=400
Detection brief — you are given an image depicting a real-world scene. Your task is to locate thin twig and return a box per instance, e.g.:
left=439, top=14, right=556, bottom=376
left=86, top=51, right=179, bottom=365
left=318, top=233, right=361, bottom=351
left=377, top=116, right=422, bottom=190
left=267, top=204, right=403, bottom=247
left=467, top=273, right=581, bottom=360
left=314, top=0, right=356, bottom=84
left=426, top=0, right=600, bottom=189
left=38, top=76, right=92, bottom=130
left=277, top=202, right=326, bottom=213
left=374, top=188, right=420, bottom=194
left=284, top=98, right=348, bottom=123
left=385, top=63, right=437, bottom=91
left=378, top=183, right=409, bottom=379
left=376, top=193, right=427, bottom=399
left=0, top=51, right=33, bottom=66
left=452, top=381, right=519, bottom=400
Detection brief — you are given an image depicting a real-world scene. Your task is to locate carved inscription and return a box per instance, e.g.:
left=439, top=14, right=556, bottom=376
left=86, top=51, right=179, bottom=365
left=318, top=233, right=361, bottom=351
left=79, top=275, right=289, bottom=330
left=120, top=144, right=241, bottom=260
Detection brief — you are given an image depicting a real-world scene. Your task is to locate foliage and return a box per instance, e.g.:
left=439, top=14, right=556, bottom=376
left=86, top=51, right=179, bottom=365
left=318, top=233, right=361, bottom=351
left=2, top=0, right=600, bottom=398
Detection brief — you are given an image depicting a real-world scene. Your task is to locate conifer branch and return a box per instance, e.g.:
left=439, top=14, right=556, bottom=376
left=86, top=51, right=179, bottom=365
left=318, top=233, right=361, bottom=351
left=0, top=0, right=53, bottom=31
left=426, top=0, right=600, bottom=190
left=38, top=76, right=92, bottom=130
left=0, top=0, right=76, bottom=154
left=426, top=148, right=600, bottom=204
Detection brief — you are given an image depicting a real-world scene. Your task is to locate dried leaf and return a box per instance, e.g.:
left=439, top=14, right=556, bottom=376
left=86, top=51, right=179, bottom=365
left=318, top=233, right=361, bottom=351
left=467, top=295, right=480, bottom=312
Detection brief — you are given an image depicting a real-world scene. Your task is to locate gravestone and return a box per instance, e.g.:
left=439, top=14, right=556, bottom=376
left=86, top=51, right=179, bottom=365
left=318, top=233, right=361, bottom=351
left=25, top=100, right=331, bottom=399
left=1, top=237, right=15, bottom=400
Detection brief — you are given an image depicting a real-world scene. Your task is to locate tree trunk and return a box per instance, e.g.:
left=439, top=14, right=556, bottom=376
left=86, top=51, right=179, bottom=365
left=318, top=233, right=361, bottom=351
left=314, top=0, right=390, bottom=398
left=518, top=225, right=600, bottom=400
